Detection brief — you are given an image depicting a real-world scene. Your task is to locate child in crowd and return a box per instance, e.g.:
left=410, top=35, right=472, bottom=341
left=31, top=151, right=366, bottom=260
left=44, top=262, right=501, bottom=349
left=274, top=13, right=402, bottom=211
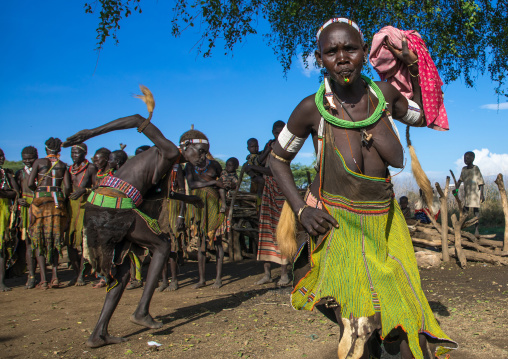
left=245, top=138, right=265, bottom=197
left=399, top=196, right=412, bottom=220
left=455, top=151, right=484, bottom=236
left=218, top=157, right=239, bottom=213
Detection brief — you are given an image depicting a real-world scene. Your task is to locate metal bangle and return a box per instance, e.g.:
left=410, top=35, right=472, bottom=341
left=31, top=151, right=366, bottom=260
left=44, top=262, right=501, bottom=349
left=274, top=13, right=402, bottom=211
left=297, top=205, right=310, bottom=222
left=270, top=150, right=290, bottom=164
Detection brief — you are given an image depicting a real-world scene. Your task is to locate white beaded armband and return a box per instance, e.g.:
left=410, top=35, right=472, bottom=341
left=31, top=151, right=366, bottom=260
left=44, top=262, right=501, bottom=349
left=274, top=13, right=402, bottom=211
left=401, top=99, right=421, bottom=125
left=278, top=125, right=305, bottom=153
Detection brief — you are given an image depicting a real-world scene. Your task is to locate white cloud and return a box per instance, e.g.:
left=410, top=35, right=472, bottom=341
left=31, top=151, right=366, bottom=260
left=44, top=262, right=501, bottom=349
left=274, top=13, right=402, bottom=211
left=454, top=148, right=508, bottom=176
left=297, top=54, right=320, bottom=78
left=480, top=102, right=508, bottom=110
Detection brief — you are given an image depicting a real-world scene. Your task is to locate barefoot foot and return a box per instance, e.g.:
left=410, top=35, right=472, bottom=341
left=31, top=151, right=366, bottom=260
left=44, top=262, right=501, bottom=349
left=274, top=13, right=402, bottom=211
left=92, top=279, right=106, bottom=289
left=192, top=281, right=206, bottom=289
left=75, top=277, right=86, bottom=286
left=211, top=279, right=222, bottom=289
left=166, top=281, right=178, bottom=291
left=126, top=279, right=143, bottom=290
left=25, top=276, right=36, bottom=289
left=255, top=276, right=273, bottom=285
left=130, top=313, right=163, bottom=329
left=86, top=334, right=128, bottom=348
left=0, top=283, right=12, bottom=292
left=277, top=275, right=291, bottom=286
left=157, top=282, right=169, bottom=292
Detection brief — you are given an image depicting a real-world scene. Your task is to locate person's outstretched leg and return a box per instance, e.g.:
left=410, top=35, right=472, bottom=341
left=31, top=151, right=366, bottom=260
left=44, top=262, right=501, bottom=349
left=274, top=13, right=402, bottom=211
left=211, top=238, right=224, bottom=289
left=130, top=243, right=169, bottom=328
left=128, top=217, right=171, bottom=328
left=86, top=260, right=131, bottom=348
left=474, top=207, right=480, bottom=237
left=256, top=262, right=272, bottom=285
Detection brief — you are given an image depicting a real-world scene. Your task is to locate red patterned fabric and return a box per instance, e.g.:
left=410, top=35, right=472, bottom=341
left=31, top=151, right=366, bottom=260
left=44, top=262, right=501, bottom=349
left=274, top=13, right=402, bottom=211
left=370, top=26, right=448, bottom=131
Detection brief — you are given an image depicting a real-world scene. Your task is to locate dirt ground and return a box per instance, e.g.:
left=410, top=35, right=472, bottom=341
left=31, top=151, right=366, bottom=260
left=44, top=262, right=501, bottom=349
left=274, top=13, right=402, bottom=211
left=1, top=259, right=507, bottom=359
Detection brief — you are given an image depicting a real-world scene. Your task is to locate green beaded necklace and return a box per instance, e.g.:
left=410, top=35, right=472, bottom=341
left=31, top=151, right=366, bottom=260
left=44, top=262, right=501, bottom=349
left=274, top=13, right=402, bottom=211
left=315, top=75, right=386, bottom=129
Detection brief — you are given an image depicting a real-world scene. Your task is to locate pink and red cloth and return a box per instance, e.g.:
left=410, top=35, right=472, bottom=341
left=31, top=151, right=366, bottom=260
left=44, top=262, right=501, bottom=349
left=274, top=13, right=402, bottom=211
left=369, top=26, right=448, bottom=131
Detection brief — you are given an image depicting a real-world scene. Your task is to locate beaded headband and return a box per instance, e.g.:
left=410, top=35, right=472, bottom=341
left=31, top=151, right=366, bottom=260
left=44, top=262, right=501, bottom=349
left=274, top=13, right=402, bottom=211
left=316, top=18, right=364, bottom=44
left=72, top=144, right=87, bottom=152
left=180, top=139, right=209, bottom=146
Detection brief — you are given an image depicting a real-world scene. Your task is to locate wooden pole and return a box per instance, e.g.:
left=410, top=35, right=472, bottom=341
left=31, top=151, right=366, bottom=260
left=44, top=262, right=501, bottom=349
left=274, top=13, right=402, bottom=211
left=436, top=177, right=450, bottom=261
left=494, top=174, right=508, bottom=252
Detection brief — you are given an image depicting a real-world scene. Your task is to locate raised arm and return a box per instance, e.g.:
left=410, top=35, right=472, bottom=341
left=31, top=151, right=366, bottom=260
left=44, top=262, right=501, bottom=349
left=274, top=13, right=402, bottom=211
left=63, top=115, right=180, bottom=161
left=270, top=97, right=338, bottom=236
left=384, top=36, right=425, bottom=126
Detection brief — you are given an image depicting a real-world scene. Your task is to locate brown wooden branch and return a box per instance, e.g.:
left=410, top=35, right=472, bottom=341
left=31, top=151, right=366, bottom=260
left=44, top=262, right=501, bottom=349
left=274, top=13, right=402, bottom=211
left=451, top=214, right=467, bottom=268
left=494, top=173, right=508, bottom=252
left=436, top=177, right=450, bottom=261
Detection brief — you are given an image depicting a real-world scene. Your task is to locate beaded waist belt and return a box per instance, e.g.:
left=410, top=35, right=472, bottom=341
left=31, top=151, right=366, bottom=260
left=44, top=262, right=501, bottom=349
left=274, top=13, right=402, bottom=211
left=36, top=186, right=62, bottom=193
left=87, top=191, right=136, bottom=209
left=98, top=175, right=143, bottom=207
left=35, top=191, right=64, bottom=198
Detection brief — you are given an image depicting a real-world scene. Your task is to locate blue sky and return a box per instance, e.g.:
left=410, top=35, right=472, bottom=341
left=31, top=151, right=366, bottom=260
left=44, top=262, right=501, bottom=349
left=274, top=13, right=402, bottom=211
left=1, top=1, right=507, bottom=183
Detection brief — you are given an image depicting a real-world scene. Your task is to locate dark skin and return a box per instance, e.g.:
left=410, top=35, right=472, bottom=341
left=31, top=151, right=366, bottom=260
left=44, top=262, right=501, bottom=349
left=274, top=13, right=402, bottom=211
left=28, top=148, right=71, bottom=288
left=184, top=144, right=225, bottom=289
left=245, top=138, right=266, bottom=195
left=246, top=126, right=289, bottom=286
left=93, top=152, right=109, bottom=174
left=159, top=163, right=187, bottom=292
left=218, top=159, right=238, bottom=213
left=0, top=150, right=19, bottom=292
left=64, top=114, right=203, bottom=348
left=15, top=152, right=38, bottom=289
left=67, top=146, right=97, bottom=286
left=108, top=152, right=126, bottom=172
left=270, top=23, right=428, bottom=359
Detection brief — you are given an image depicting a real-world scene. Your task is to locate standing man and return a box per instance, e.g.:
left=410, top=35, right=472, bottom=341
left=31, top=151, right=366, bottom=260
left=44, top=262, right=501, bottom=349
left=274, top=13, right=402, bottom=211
left=0, top=148, right=19, bottom=292
left=15, top=146, right=38, bottom=289
left=28, top=138, right=71, bottom=289
left=456, top=151, right=485, bottom=236
left=67, top=143, right=97, bottom=286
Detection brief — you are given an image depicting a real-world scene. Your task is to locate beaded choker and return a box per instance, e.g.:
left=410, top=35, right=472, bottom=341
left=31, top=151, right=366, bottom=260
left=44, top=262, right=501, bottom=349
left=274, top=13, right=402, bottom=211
left=97, top=168, right=114, bottom=179
left=69, top=160, right=89, bottom=175
left=315, top=75, right=386, bottom=129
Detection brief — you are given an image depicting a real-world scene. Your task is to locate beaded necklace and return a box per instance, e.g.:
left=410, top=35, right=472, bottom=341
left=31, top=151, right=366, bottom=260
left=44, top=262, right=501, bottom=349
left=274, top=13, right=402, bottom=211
left=69, top=160, right=89, bottom=176
left=315, top=74, right=386, bottom=129
left=0, top=167, right=8, bottom=190
left=96, top=168, right=113, bottom=179
left=194, top=159, right=210, bottom=174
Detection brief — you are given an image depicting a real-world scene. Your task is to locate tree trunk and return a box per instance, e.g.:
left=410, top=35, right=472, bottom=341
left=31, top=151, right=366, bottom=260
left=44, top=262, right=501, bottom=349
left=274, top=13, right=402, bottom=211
left=494, top=174, right=508, bottom=252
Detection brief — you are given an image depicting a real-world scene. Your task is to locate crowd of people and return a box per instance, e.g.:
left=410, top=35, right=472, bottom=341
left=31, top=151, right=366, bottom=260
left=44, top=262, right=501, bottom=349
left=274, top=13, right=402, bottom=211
left=0, top=17, right=467, bottom=359
left=0, top=125, right=291, bottom=293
